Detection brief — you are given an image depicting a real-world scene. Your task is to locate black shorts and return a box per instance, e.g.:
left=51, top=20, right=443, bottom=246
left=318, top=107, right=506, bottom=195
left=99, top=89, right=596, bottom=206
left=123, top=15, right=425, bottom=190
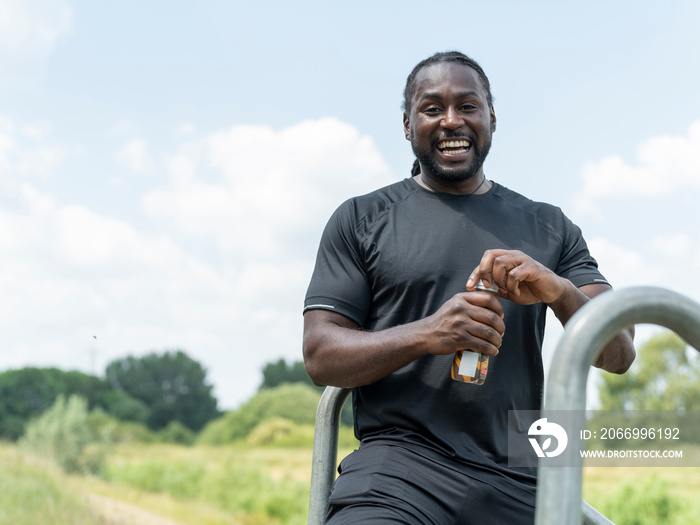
left=326, top=443, right=535, bottom=525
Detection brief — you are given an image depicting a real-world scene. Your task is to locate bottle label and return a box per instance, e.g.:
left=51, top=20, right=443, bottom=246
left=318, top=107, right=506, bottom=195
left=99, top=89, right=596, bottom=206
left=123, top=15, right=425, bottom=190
left=451, top=350, right=488, bottom=384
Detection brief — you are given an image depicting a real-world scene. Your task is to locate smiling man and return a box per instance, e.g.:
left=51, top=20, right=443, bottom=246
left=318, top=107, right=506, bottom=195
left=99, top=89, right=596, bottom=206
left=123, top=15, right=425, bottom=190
left=303, top=51, right=635, bottom=524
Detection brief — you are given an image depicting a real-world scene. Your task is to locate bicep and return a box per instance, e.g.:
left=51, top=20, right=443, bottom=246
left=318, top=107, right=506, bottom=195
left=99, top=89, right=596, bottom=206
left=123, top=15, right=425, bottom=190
left=303, top=309, right=361, bottom=334
left=302, top=309, right=360, bottom=358
left=578, top=282, right=612, bottom=300
left=302, top=309, right=361, bottom=386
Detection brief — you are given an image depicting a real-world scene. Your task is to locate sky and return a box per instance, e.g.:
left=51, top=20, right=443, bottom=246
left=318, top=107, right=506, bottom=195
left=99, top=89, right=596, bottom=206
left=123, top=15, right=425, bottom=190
left=1, top=0, right=699, bottom=410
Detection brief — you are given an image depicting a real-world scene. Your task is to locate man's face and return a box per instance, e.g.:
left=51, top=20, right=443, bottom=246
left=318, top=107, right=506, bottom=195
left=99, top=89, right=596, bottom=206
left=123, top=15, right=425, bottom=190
left=403, top=62, right=496, bottom=183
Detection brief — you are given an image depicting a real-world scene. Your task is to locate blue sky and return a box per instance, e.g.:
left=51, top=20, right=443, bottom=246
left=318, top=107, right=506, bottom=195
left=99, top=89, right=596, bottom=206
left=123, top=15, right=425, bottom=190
left=2, top=0, right=699, bottom=409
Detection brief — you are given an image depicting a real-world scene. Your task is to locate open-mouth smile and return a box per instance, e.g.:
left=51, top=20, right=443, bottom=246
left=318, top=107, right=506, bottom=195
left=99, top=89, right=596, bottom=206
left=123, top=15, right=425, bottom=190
left=436, top=138, right=472, bottom=156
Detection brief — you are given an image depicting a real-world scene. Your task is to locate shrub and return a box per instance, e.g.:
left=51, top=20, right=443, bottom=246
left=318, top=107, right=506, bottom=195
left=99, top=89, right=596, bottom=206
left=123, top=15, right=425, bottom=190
left=87, top=410, right=158, bottom=444
left=198, top=383, right=321, bottom=445
left=247, top=418, right=298, bottom=446
left=600, top=475, right=683, bottom=525
left=20, top=395, right=110, bottom=474
left=159, top=420, right=196, bottom=445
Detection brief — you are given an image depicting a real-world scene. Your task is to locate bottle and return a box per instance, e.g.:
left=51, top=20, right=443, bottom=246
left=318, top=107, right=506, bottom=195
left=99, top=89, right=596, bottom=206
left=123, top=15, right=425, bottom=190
left=451, top=279, right=499, bottom=385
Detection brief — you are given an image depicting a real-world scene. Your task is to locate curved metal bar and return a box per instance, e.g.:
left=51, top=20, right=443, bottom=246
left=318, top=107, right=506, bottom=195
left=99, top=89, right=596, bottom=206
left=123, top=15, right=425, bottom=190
left=308, top=386, right=352, bottom=525
left=535, top=287, right=700, bottom=525
left=582, top=500, right=615, bottom=525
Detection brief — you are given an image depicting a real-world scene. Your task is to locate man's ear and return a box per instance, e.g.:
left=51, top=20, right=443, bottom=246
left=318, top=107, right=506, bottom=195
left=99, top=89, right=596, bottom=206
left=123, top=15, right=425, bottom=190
left=490, top=106, right=497, bottom=133
left=403, top=112, right=410, bottom=140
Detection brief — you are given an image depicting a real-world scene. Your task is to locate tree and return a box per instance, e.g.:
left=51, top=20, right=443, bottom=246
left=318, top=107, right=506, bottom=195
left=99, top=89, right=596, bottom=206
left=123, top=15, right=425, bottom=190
left=0, top=367, right=150, bottom=440
left=259, top=358, right=353, bottom=426
left=593, top=330, right=700, bottom=448
left=260, top=358, right=318, bottom=390
left=598, top=330, right=700, bottom=411
left=105, top=350, right=220, bottom=431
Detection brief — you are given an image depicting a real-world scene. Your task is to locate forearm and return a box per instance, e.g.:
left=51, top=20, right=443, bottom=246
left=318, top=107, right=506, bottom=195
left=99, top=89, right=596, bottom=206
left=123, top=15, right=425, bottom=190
left=591, top=326, right=636, bottom=373
left=548, top=280, right=636, bottom=374
left=302, top=313, right=431, bottom=388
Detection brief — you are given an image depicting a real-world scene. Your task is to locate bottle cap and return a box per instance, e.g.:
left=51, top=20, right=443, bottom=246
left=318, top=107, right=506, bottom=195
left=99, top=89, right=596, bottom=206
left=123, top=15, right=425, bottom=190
left=474, top=279, right=499, bottom=294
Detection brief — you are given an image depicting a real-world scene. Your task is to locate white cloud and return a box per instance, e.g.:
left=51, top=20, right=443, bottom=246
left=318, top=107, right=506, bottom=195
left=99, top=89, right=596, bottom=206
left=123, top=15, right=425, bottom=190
left=106, top=120, right=134, bottom=138
left=586, top=238, right=652, bottom=289
left=572, top=119, right=700, bottom=324
left=175, top=123, right=197, bottom=137
left=0, top=180, right=248, bottom=400
left=648, top=232, right=693, bottom=258
left=21, top=121, right=52, bottom=140
left=116, top=138, right=154, bottom=174
left=0, top=128, right=16, bottom=173
left=139, top=117, right=397, bottom=406
left=0, top=115, right=398, bottom=409
left=0, top=0, right=73, bottom=75
left=579, top=119, right=700, bottom=201
left=144, top=117, right=395, bottom=257
left=0, top=116, right=77, bottom=180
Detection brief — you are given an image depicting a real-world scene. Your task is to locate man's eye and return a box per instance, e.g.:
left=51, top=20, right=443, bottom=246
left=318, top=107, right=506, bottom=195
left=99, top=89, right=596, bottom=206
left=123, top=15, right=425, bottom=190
left=424, top=107, right=442, bottom=114
left=461, top=104, right=477, bottom=111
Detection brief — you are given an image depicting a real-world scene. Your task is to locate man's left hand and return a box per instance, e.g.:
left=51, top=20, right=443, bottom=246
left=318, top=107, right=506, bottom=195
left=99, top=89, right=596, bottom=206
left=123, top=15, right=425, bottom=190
left=466, top=249, right=567, bottom=305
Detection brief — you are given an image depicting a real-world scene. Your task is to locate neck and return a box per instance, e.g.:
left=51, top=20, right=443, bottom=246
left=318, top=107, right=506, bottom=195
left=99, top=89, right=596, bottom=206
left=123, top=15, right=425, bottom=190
left=418, top=173, right=490, bottom=195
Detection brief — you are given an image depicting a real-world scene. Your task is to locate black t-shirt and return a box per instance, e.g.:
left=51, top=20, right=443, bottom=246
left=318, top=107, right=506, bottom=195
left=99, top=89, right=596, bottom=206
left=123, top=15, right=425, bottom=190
left=304, top=178, right=607, bottom=500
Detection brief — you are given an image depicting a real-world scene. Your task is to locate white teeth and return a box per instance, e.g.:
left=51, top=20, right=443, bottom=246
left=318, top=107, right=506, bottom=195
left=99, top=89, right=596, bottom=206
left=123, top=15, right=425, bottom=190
left=438, top=139, right=471, bottom=149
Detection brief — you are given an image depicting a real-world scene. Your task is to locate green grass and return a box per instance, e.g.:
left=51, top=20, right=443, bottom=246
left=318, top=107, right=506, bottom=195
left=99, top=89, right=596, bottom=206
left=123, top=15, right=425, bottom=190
left=0, top=445, right=106, bottom=525
left=584, top=460, right=700, bottom=524
left=100, top=443, right=321, bottom=525
left=3, top=431, right=699, bottom=525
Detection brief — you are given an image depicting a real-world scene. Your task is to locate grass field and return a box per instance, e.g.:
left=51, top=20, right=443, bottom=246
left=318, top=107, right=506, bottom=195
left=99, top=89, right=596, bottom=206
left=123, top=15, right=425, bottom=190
left=2, top=438, right=700, bottom=524
left=0, top=446, right=106, bottom=525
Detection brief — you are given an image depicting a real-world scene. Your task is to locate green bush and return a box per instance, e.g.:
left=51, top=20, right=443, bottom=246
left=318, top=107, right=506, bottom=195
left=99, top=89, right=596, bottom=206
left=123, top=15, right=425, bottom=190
left=198, top=383, right=322, bottom=445
left=87, top=410, right=158, bottom=444
left=599, top=475, right=685, bottom=525
left=246, top=418, right=359, bottom=449
left=247, top=418, right=298, bottom=446
left=159, top=420, right=196, bottom=445
left=19, top=395, right=111, bottom=474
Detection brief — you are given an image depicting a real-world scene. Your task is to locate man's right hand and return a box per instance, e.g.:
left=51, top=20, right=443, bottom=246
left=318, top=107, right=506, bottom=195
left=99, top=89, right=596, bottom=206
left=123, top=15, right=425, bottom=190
left=421, top=291, right=505, bottom=358
left=303, top=291, right=505, bottom=388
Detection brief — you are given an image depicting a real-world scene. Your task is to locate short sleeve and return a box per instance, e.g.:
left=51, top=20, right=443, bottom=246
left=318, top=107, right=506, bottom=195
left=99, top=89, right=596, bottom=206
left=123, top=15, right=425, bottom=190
left=303, top=201, right=371, bottom=326
left=555, top=213, right=609, bottom=288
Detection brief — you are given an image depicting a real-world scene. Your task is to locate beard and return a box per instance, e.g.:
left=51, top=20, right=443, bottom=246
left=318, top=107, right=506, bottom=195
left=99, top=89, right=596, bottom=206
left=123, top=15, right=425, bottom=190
left=411, top=134, right=491, bottom=183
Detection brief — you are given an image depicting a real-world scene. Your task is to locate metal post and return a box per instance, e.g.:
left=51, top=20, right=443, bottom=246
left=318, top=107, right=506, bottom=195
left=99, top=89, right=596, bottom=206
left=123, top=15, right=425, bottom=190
left=308, top=386, right=351, bottom=525
left=535, top=287, right=700, bottom=525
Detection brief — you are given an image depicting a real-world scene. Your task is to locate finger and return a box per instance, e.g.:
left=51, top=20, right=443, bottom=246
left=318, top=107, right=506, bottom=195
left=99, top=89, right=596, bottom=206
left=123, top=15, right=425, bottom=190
left=462, top=291, right=504, bottom=318
left=482, top=253, right=522, bottom=299
left=467, top=249, right=514, bottom=289
left=461, top=296, right=505, bottom=336
left=464, top=324, right=503, bottom=355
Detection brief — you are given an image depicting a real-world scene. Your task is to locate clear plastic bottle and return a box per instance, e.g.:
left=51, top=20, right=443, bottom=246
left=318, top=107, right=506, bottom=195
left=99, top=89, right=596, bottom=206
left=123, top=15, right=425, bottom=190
left=451, top=280, right=499, bottom=385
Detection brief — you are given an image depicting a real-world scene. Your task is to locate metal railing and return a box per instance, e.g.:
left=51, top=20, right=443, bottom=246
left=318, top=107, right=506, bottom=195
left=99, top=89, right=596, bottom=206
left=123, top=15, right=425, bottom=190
left=308, top=386, right=351, bottom=525
left=536, top=286, right=700, bottom=525
left=307, top=287, right=700, bottom=525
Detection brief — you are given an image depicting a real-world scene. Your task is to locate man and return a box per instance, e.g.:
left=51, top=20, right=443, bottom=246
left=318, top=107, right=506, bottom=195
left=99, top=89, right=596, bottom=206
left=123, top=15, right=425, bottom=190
left=303, top=51, right=635, bottom=524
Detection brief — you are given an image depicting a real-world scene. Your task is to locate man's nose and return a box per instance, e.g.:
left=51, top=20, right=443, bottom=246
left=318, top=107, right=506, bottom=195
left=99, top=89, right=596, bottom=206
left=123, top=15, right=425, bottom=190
left=441, top=107, right=464, bottom=130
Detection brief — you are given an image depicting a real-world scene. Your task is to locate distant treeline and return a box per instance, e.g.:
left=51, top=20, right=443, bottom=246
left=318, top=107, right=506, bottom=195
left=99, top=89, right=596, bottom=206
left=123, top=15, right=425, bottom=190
left=0, top=350, right=219, bottom=440
left=0, top=353, right=350, bottom=443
